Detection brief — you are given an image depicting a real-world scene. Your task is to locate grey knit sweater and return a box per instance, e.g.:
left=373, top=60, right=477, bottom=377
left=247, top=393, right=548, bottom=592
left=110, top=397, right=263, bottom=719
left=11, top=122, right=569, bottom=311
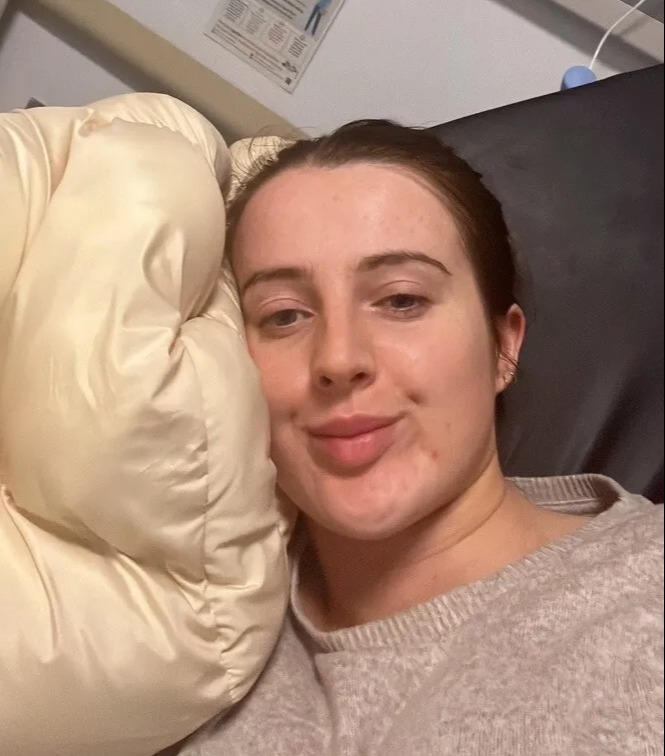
left=180, top=475, right=664, bottom=756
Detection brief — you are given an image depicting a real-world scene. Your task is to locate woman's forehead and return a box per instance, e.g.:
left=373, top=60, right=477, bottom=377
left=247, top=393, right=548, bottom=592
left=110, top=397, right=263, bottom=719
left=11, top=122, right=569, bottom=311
left=245, top=162, right=443, bottom=212
left=234, top=163, right=462, bottom=265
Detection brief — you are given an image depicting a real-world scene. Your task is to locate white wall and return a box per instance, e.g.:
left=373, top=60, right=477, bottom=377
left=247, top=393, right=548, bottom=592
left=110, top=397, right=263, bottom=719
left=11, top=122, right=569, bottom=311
left=106, top=0, right=662, bottom=131
left=1, top=0, right=662, bottom=128
left=0, top=5, right=146, bottom=111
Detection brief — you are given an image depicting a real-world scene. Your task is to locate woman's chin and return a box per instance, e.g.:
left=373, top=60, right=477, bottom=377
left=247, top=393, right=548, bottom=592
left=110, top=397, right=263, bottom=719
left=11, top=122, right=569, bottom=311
left=280, top=446, right=435, bottom=541
left=311, top=492, right=418, bottom=542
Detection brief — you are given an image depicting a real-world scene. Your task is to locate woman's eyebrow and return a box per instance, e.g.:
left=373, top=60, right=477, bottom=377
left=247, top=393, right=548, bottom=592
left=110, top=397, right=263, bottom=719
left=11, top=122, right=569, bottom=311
left=240, top=266, right=309, bottom=296
left=240, top=251, right=450, bottom=296
left=357, top=250, right=452, bottom=276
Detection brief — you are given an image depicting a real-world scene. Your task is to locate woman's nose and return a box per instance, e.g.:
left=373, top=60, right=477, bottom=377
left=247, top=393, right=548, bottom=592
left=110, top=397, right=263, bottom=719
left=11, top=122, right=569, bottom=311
left=311, top=317, right=375, bottom=394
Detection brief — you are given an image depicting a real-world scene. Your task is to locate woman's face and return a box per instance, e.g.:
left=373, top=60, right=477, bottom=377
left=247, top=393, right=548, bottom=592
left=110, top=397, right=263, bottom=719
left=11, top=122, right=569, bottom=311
left=233, top=163, right=523, bottom=540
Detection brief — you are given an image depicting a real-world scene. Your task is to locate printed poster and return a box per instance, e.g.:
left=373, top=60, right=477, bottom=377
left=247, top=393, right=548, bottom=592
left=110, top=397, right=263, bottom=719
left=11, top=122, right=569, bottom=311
left=206, top=0, right=346, bottom=92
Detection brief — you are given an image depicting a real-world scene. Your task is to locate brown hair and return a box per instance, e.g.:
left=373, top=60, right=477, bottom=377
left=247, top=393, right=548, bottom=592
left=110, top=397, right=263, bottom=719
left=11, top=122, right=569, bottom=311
left=226, top=120, right=519, bottom=346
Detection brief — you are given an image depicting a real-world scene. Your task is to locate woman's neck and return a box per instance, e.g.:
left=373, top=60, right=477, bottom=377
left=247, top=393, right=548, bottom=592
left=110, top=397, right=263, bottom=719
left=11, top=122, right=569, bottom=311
left=299, top=463, right=587, bottom=631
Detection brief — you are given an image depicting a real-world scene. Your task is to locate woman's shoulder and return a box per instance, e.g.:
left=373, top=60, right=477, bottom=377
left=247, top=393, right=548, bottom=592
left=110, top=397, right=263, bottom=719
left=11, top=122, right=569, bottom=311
left=508, top=474, right=662, bottom=596
left=513, top=473, right=662, bottom=545
left=512, top=472, right=661, bottom=513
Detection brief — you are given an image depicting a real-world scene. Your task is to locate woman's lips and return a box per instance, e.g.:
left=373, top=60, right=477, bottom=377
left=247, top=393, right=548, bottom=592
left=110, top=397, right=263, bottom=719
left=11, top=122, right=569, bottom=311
left=308, top=416, right=401, bottom=472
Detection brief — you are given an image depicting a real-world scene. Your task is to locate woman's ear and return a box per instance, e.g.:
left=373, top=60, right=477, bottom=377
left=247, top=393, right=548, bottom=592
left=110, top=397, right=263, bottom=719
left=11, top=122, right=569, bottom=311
left=495, top=304, right=526, bottom=394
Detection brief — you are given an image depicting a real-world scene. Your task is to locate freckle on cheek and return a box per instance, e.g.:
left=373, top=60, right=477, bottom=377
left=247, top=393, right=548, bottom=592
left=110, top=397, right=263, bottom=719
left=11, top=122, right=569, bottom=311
left=430, top=450, right=440, bottom=461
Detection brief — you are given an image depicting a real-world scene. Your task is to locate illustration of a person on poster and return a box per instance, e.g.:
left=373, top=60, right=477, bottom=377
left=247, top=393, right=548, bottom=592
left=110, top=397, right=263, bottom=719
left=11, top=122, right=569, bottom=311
left=305, top=0, right=333, bottom=37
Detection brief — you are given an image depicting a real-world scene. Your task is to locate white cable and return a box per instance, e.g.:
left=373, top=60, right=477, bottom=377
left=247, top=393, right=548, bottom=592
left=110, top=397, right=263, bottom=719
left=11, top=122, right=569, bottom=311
left=589, top=0, right=649, bottom=71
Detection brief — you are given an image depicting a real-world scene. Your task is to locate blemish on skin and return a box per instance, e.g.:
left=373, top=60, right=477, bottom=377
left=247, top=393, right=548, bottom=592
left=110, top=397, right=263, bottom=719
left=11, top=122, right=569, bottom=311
left=430, top=450, right=440, bottom=461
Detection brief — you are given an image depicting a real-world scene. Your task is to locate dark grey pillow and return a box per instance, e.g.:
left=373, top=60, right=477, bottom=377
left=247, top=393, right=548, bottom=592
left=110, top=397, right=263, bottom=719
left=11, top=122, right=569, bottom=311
left=432, top=65, right=664, bottom=501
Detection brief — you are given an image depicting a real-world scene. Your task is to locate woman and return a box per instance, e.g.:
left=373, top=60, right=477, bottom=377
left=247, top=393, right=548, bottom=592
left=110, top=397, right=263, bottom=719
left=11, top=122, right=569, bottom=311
left=181, top=121, right=663, bottom=755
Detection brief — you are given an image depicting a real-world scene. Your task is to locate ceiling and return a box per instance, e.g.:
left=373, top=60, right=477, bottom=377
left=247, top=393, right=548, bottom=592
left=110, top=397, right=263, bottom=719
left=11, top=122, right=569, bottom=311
left=619, top=0, right=664, bottom=23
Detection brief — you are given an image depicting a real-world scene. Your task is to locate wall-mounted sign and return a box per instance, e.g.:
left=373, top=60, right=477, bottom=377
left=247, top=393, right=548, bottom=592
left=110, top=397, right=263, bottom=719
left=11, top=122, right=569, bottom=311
left=206, top=0, right=346, bottom=92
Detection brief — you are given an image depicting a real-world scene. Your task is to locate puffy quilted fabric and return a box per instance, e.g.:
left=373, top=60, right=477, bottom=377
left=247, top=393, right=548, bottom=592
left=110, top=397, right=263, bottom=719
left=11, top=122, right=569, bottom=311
left=0, top=93, right=290, bottom=755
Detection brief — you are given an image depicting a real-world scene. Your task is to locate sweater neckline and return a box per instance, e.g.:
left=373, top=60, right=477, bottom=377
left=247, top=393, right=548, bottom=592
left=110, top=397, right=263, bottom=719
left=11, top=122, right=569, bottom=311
left=290, top=474, right=640, bottom=652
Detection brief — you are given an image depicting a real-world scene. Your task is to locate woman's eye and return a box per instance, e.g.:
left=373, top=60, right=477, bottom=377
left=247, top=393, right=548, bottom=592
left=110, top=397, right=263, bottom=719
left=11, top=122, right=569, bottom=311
left=261, top=309, right=311, bottom=329
left=378, top=294, right=430, bottom=315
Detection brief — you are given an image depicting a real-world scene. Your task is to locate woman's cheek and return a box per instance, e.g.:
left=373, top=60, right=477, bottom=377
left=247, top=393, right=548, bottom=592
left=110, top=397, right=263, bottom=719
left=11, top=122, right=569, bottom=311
left=252, top=351, right=301, bottom=418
